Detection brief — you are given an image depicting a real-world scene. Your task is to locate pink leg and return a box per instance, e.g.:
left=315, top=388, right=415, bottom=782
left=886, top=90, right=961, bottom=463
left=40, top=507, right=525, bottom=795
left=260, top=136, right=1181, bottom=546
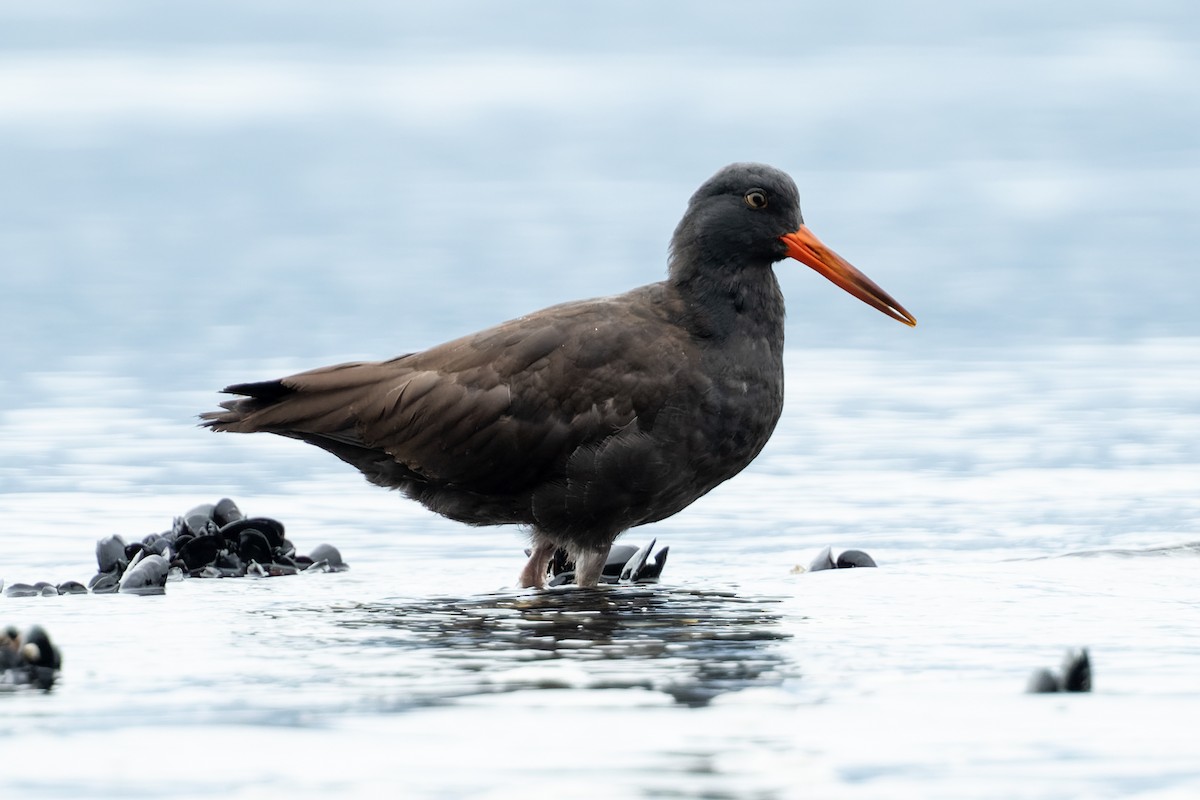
left=517, top=539, right=557, bottom=588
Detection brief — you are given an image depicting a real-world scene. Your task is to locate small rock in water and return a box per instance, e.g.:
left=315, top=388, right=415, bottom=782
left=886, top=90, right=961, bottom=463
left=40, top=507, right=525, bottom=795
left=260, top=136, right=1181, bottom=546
left=1027, top=648, right=1092, bottom=693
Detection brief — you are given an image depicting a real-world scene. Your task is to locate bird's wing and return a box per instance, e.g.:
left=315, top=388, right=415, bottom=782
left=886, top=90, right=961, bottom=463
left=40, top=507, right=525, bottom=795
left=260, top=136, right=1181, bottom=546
left=204, top=289, right=698, bottom=494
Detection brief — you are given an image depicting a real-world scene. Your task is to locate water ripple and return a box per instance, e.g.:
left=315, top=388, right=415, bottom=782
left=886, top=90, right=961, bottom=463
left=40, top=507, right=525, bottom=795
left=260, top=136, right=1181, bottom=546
left=281, top=587, right=793, bottom=708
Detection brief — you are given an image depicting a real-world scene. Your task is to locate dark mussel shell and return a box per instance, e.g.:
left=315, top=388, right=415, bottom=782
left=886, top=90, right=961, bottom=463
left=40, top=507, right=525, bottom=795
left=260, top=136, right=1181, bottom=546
left=307, top=543, right=346, bottom=571
left=807, top=545, right=837, bottom=572
left=118, top=553, right=169, bottom=593
left=602, top=545, right=639, bottom=577
left=633, top=545, right=669, bottom=582
left=145, top=537, right=173, bottom=558
left=807, top=546, right=878, bottom=572
left=182, top=504, right=219, bottom=538
left=545, top=540, right=665, bottom=586
left=177, top=534, right=224, bottom=571
left=1027, top=668, right=1060, bottom=693
left=1061, top=648, right=1092, bottom=692
left=214, top=551, right=244, bottom=577
left=213, top=497, right=244, bottom=527
left=835, top=549, right=877, bottom=568
left=618, top=538, right=665, bottom=583
left=237, top=529, right=273, bottom=565
left=22, top=625, right=62, bottom=670
left=96, top=534, right=129, bottom=574
left=88, top=572, right=121, bottom=594
left=218, top=517, right=285, bottom=551
left=1027, top=649, right=1092, bottom=694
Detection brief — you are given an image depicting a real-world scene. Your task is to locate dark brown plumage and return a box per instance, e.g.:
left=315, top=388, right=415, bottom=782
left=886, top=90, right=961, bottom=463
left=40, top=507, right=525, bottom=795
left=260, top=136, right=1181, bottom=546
left=202, top=163, right=915, bottom=587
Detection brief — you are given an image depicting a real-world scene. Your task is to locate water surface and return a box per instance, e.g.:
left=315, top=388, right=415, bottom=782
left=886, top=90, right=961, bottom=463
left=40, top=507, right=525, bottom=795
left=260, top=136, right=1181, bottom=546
left=2, top=2, right=1199, bottom=796
left=3, top=343, right=1199, bottom=798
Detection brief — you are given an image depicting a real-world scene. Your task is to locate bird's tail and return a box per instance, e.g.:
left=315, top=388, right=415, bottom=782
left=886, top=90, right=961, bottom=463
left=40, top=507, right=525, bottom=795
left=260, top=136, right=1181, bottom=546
left=200, top=360, right=401, bottom=436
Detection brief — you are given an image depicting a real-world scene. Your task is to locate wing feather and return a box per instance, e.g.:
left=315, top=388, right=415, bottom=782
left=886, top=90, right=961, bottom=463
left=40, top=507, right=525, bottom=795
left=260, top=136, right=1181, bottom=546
left=202, top=287, right=695, bottom=496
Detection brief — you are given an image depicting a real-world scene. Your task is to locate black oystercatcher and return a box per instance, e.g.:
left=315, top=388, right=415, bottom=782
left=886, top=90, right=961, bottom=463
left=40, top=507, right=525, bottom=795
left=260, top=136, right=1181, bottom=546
left=202, top=163, right=915, bottom=587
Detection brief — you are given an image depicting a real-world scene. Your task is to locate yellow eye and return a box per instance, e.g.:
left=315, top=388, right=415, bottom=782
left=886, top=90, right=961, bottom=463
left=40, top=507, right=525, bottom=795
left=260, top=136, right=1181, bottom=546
left=744, top=189, right=768, bottom=209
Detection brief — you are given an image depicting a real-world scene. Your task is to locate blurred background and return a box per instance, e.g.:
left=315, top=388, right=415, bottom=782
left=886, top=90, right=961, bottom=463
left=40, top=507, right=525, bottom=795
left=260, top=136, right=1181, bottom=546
left=0, top=0, right=1196, bottom=486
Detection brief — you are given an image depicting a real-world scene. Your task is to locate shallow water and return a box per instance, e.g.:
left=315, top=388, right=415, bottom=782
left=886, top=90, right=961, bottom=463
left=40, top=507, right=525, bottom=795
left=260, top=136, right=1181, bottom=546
left=3, top=342, right=1199, bottom=798
left=3, top=2, right=1199, bottom=795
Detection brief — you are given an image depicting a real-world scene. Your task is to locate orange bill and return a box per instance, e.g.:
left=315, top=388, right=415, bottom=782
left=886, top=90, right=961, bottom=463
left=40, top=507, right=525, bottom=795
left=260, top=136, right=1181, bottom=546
left=781, top=225, right=917, bottom=327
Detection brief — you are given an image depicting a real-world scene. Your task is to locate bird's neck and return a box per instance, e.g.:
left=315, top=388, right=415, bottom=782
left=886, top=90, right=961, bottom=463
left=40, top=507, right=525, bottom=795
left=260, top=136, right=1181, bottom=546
left=666, top=259, right=786, bottom=345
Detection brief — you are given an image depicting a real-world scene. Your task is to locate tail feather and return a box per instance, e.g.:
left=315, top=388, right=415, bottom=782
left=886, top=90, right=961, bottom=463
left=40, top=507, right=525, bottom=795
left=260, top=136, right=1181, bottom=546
left=201, top=359, right=436, bottom=490
left=200, top=361, right=404, bottom=435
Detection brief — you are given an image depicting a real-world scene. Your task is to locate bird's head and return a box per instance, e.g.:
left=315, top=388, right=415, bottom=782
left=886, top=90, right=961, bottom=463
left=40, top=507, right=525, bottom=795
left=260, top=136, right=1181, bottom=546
left=671, top=162, right=916, bottom=327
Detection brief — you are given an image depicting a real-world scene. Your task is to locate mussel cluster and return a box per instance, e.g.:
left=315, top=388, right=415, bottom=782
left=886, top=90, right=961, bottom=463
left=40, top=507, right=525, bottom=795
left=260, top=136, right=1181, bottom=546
left=3, top=498, right=346, bottom=597
left=1, top=625, right=61, bottom=691
left=90, top=497, right=348, bottom=594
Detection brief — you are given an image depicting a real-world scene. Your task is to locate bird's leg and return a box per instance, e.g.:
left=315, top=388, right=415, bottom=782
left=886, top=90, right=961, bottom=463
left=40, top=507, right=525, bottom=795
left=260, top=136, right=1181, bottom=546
left=518, top=538, right=557, bottom=589
left=571, top=546, right=610, bottom=588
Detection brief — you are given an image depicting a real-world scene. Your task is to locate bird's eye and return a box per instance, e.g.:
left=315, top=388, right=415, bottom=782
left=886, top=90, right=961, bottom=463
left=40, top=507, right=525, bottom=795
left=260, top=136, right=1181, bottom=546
left=744, top=189, right=768, bottom=210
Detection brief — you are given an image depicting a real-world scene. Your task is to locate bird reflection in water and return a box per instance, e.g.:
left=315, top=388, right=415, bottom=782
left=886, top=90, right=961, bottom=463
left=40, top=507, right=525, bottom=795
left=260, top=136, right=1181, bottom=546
left=328, top=587, right=791, bottom=707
